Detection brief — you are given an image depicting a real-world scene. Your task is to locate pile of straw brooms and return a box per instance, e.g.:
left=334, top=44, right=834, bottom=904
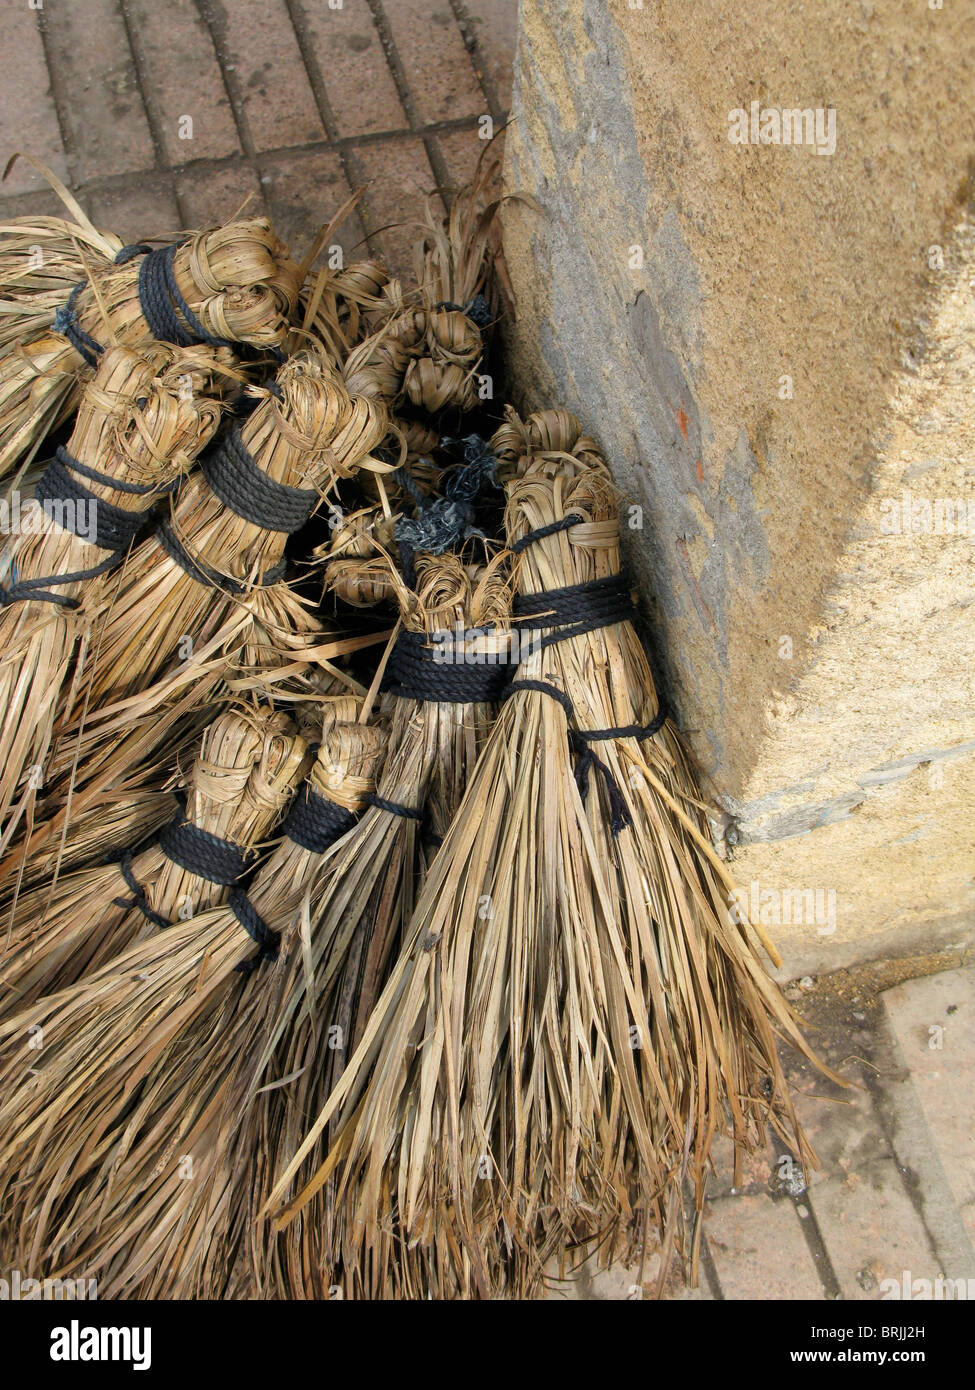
left=0, top=158, right=831, bottom=1301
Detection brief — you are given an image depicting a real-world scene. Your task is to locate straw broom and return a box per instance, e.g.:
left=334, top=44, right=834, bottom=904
left=0, top=343, right=226, bottom=850
left=0, top=705, right=306, bottom=1016
left=268, top=413, right=826, bottom=1297
left=0, top=181, right=299, bottom=479
left=48, top=697, right=387, bottom=1299
left=489, top=411, right=825, bottom=1274
left=245, top=551, right=514, bottom=1300
left=0, top=709, right=308, bottom=1272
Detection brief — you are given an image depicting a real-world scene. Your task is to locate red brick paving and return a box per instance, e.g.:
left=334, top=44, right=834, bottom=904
left=294, top=0, right=407, bottom=140
left=382, top=0, right=485, bottom=126
left=0, top=0, right=515, bottom=277
left=43, top=0, right=155, bottom=183
left=124, top=0, right=241, bottom=166
left=0, top=6, right=67, bottom=194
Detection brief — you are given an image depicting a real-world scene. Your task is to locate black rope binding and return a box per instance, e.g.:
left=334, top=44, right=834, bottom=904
left=52, top=243, right=152, bottom=366
left=381, top=627, right=513, bottom=704
left=137, top=241, right=233, bottom=349
left=111, top=804, right=257, bottom=925
left=0, top=446, right=172, bottom=610
left=157, top=816, right=254, bottom=885
left=230, top=889, right=280, bottom=974
left=366, top=794, right=423, bottom=821
left=202, top=427, right=318, bottom=533
left=52, top=282, right=103, bottom=368
left=394, top=434, right=501, bottom=589
left=501, top=518, right=668, bottom=835
left=434, top=294, right=493, bottom=328
left=282, top=785, right=356, bottom=854
left=112, top=854, right=171, bottom=929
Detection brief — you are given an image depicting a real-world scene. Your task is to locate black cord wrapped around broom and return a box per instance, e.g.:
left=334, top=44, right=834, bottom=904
left=0, top=706, right=308, bottom=1017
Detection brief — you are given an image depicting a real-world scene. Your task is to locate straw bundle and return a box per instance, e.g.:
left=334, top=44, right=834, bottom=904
left=0, top=785, right=176, bottom=902
left=0, top=706, right=304, bottom=1015
left=0, top=196, right=299, bottom=478
left=58, top=348, right=389, bottom=715
left=0, top=707, right=308, bottom=1271
left=266, top=411, right=824, bottom=1297
left=59, top=698, right=386, bottom=1298
left=0, top=343, right=226, bottom=848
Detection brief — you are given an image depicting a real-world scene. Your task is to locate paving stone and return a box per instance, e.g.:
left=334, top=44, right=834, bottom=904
left=382, top=0, right=483, bottom=126
left=0, top=184, right=89, bottom=222
left=89, top=173, right=181, bottom=245
left=174, top=162, right=265, bottom=230
left=0, top=7, right=68, bottom=193
left=124, top=0, right=240, bottom=165
left=543, top=1250, right=708, bottom=1300
left=43, top=0, right=155, bottom=182
left=218, top=0, right=325, bottom=152
left=883, top=966, right=975, bottom=1245
left=354, top=135, right=437, bottom=275
left=790, top=1059, right=893, bottom=1191
left=293, top=0, right=407, bottom=140
left=812, top=1158, right=939, bottom=1299
left=261, top=148, right=359, bottom=265
left=436, top=125, right=495, bottom=194
left=461, top=0, right=518, bottom=113
left=705, top=1191, right=825, bottom=1299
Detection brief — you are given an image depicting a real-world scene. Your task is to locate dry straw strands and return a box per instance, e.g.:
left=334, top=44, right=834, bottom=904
left=22, top=698, right=384, bottom=1298
left=0, top=668, right=223, bottom=899
left=268, top=411, right=825, bottom=1298
left=0, top=343, right=226, bottom=848
left=0, top=706, right=304, bottom=1016
left=0, top=705, right=308, bottom=1273
left=254, top=551, right=514, bottom=1299
left=0, top=176, right=299, bottom=478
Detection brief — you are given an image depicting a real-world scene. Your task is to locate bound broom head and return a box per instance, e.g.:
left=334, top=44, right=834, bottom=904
left=264, top=413, right=823, bottom=1297
left=0, top=703, right=309, bottom=1270
left=496, top=405, right=829, bottom=1278
left=0, top=199, right=298, bottom=479
left=340, top=161, right=502, bottom=418
left=64, top=346, right=392, bottom=710
left=319, top=505, right=399, bottom=609
left=0, top=703, right=311, bottom=1012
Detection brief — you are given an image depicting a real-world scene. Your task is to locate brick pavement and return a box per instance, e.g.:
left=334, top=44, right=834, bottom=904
left=0, top=0, right=516, bottom=273
left=2, top=1, right=971, bottom=1308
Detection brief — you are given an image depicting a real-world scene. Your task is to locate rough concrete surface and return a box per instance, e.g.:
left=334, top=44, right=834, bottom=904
left=502, top=0, right=975, bottom=964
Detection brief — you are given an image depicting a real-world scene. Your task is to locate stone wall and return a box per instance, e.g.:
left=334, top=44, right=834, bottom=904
left=501, top=0, right=975, bottom=973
